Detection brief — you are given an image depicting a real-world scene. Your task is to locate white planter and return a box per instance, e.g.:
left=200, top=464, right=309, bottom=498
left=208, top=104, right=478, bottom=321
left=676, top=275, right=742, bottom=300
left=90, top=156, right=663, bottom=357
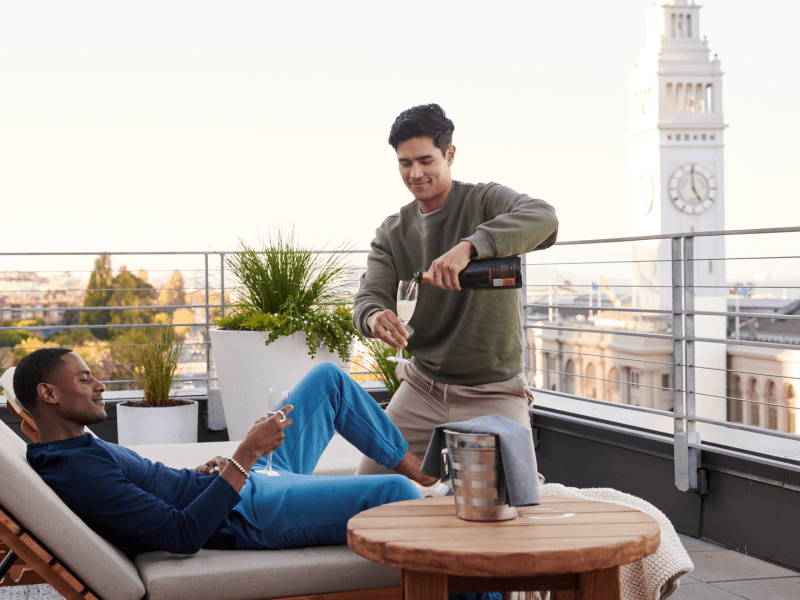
left=209, top=328, right=347, bottom=441
left=116, top=400, right=198, bottom=446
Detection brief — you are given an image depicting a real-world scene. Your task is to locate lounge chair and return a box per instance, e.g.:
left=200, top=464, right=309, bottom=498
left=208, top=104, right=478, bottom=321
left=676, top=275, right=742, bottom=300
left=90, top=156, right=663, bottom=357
left=0, top=368, right=400, bottom=600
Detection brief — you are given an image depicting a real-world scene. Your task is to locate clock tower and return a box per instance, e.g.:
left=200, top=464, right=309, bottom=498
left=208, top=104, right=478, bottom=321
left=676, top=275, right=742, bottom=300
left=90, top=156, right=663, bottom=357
left=629, top=0, right=726, bottom=310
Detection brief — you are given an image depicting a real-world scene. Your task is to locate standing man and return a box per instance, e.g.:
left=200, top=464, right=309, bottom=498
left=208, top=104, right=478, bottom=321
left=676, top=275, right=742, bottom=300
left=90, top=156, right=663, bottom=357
left=354, top=103, right=558, bottom=475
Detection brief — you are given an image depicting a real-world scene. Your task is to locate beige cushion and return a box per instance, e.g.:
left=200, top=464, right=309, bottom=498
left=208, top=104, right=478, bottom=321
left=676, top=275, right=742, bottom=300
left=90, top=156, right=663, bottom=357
left=0, top=420, right=146, bottom=600
left=136, top=546, right=399, bottom=600
left=131, top=434, right=362, bottom=476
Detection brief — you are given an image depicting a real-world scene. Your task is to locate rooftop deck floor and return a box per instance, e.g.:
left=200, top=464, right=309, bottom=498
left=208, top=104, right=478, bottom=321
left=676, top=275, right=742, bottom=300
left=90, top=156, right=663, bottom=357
left=2, top=534, right=798, bottom=600
left=674, top=534, right=800, bottom=599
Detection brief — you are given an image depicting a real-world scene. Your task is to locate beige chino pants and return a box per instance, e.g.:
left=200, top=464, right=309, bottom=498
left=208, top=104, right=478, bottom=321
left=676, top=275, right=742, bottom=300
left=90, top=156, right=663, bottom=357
left=356, top=361, right=535, bottom=476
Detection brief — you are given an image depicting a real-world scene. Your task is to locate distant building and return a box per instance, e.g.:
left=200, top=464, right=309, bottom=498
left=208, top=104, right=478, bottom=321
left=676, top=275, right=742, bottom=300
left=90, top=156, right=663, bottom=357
left=526, top=1, right=799, bottom=435
left=0, top=272, right=85, bottom=324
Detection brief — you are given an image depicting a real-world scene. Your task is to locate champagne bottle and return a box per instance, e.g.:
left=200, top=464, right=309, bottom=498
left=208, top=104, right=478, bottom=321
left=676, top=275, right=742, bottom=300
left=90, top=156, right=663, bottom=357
left=413, top=256, right=522, bottom=289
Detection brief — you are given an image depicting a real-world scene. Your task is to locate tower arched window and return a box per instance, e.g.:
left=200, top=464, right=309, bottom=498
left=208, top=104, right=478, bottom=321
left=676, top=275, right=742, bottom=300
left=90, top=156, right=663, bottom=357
left=586, top=363, right=597, bottom=399
left=696, top=84, right=705, bottom=113
left=687, top=83, right=695, bottom=113
left=666, top=84, right=674, bottom=113
left=676, top=84, right=684, bottom=112
left=607, top=368, right=621, bottom=403
left=705, top=84, right=713, bottom=113
left=678, top=14, right=684, bottom=37
left=747, top=378, right=760, bottom=426
left=687, top=15, right=692, bottom=38
left=565, top=359, right=575, bottom=395
left=786, top=383, right=797, bottom=434
left=729, top=375, right=743, bottom=423
left=671, top=14, right=676, bottom=37
left=766, top=380, right=778, bottom=430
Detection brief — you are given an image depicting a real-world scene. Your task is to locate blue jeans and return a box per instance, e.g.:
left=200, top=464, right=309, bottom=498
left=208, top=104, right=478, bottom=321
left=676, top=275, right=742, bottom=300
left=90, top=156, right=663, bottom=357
left=226, top=362, right=422, bottom=550
left=223, top=363, right=502, bottom=600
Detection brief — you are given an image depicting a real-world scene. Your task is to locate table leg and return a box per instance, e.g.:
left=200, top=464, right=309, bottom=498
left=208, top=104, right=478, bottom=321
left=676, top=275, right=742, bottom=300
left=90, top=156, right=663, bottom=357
left=552, top=567, right=621, bottom=600
left=402, top=569, right=448, bottom=600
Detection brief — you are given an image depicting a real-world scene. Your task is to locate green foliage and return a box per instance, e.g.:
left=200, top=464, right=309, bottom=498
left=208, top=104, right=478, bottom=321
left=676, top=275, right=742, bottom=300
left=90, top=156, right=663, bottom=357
left=157, top=270, right=187, bottom=316
left=45, top=328, right=96, bottom=347
left=217, top=230, right=362, bottom=361
left=80, top=254, right=114, bottom=337
left=80, top=256, right=158, bottom=340
left=108, top=268, right=157, bottom=335
left=2, top=318, right=45, bottom=328
left=221, top=304, right=359, bottom=362
left=353, top=338, right=410, bottom=397
left=0, top=330, right=30, bottom=349
left=125, top=330, right=183, bottom=407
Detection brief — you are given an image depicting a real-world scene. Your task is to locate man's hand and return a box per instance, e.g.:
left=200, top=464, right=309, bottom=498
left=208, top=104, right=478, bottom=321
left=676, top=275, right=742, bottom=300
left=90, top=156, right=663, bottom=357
left=367, top=310, right=408, bottom=350
left=426, top=240, right=474, bottom=290
left=239, top=405, right=294, bottom=459
left=195, top=456, right=228, bottom=475
left=220, top=406, right=294, bottom=492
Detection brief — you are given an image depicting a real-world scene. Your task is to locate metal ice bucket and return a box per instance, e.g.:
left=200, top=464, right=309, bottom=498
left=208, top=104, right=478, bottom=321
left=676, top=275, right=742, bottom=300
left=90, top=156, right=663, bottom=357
left=441, top=429, right=517, bottom=522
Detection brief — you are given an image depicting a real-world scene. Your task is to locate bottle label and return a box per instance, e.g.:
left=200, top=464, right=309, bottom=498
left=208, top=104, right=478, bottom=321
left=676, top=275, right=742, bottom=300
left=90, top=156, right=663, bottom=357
left=459, top=256, right=522, bottom=289
left=493, top=278, right=516, bottom=287
left=489, top=263, right=518, bottom=287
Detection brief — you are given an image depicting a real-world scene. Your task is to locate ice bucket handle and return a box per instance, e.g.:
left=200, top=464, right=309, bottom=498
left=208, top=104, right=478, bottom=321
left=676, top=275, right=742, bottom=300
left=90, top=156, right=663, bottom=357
left=440, top=446, right=450, bottom=486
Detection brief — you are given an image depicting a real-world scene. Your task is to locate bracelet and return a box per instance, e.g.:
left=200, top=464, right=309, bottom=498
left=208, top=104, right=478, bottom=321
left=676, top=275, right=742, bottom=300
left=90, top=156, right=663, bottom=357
left=228, top=458, right=249, bottom=479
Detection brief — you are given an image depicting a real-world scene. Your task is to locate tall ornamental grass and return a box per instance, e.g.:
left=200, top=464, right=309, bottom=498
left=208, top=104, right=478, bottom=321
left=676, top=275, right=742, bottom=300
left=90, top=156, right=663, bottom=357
left=216, top=229, right=361, bottom=361
left=128, top=330, right=183, bottom=407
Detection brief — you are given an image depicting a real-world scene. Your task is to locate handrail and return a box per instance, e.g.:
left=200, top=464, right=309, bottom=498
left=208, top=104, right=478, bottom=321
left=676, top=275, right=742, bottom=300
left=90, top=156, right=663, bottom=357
left=2, top=228, right=800, bottom=494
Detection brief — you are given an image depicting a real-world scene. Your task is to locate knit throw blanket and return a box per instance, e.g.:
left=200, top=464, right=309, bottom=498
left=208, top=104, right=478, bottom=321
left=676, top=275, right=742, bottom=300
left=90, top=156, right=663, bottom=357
left=526, top=484, right=694, bottom=600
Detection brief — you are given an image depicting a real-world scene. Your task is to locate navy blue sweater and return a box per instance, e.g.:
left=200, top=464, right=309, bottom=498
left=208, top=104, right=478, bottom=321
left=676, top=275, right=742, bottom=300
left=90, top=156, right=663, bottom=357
left=27, top=434, right=241, bottom=557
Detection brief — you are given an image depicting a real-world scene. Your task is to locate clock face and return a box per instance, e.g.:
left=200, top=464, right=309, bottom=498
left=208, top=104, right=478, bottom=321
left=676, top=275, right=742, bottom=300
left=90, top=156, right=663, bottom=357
left=638, top=172, right=654, bottom=216
left=668, top=163, right=717, bottom=214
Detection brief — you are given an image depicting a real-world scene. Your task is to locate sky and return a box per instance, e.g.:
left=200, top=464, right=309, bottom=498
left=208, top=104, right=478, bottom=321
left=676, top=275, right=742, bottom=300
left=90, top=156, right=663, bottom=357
left=1, top=0, right=798, bottom=282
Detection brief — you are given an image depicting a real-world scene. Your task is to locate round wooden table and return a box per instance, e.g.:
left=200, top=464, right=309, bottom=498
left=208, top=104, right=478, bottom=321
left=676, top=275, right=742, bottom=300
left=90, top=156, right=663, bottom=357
left=347, top=495, right=660, bottom=600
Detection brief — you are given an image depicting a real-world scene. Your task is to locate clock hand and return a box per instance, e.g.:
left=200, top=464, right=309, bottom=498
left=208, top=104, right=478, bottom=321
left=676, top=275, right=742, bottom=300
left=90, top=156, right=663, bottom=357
left=690, top=165, right=701, bottom=201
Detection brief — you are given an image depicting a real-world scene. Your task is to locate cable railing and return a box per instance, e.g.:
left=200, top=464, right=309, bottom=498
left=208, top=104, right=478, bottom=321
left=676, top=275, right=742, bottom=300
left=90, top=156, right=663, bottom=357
left=521, top=226, right=800, bottom=491
left=0, top=250, right=371, bottom=392
left=3, top=228, right=800, bottom=492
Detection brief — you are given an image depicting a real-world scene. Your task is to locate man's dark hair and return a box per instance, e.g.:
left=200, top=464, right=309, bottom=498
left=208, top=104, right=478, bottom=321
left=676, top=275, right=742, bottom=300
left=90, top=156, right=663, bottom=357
left=388, top=103, right=455, bottom=155
left=13, top=348, right=73, bottom=412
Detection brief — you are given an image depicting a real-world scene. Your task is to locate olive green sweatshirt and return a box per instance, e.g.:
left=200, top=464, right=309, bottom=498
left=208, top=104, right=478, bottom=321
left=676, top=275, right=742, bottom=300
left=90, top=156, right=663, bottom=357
left=353, top=181, right=558, bottom=385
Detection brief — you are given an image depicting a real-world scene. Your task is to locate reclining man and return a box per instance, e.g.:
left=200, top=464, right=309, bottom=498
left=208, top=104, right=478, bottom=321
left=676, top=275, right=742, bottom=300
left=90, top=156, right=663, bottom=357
left=14, top=348, right=443, bottom=559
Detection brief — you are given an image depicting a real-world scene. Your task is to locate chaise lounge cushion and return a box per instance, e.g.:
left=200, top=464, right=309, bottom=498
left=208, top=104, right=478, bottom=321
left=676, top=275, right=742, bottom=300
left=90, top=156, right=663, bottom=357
left=135, top=545, right=398, bottom=600
left=131, top=433, right=363, bottom=477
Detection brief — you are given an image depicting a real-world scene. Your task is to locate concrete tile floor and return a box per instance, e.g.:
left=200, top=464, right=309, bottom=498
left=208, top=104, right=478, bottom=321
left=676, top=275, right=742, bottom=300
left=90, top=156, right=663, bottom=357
left=2, top=535, right=799, bottom=599
left=674, top=534, right=800, bottom=600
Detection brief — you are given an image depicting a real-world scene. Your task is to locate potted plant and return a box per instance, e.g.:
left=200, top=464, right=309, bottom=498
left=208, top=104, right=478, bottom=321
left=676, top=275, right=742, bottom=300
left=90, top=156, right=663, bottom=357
left=353, top=338, right=409, bottom=399
left=116, top=329, right=197, bottom=445
left=210, top=229, right=361, bottom=440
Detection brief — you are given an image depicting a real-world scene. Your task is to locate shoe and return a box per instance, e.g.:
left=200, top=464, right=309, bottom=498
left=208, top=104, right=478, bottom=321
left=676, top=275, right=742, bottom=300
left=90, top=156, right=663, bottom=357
left=418, top=481, right=453, bottom=498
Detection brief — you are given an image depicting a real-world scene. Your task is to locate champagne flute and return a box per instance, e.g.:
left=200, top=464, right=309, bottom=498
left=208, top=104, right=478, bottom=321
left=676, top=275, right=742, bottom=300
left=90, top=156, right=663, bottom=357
left=255, top=390, right=288, bottom=476
left=388, top=280, right=417, bottom=364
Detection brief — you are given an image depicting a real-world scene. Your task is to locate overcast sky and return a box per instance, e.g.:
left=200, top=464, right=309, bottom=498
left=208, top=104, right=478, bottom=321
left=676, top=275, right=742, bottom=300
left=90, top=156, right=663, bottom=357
left=1, top=0, right=798, bottom=282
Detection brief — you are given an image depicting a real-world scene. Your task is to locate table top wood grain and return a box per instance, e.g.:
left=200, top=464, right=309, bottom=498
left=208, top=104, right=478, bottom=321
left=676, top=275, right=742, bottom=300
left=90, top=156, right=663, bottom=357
left=347, top=495, right=661, bottom=579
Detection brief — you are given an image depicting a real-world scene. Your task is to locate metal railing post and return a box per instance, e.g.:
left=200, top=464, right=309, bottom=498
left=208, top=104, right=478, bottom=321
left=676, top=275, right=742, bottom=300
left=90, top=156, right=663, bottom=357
left=220, top=253, right=225, bottom=319
left=521, top=252, right=529, bottom=380
left=674, top=236, right=700, bottom=492
left=204, top=253, right=211, bottom=393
